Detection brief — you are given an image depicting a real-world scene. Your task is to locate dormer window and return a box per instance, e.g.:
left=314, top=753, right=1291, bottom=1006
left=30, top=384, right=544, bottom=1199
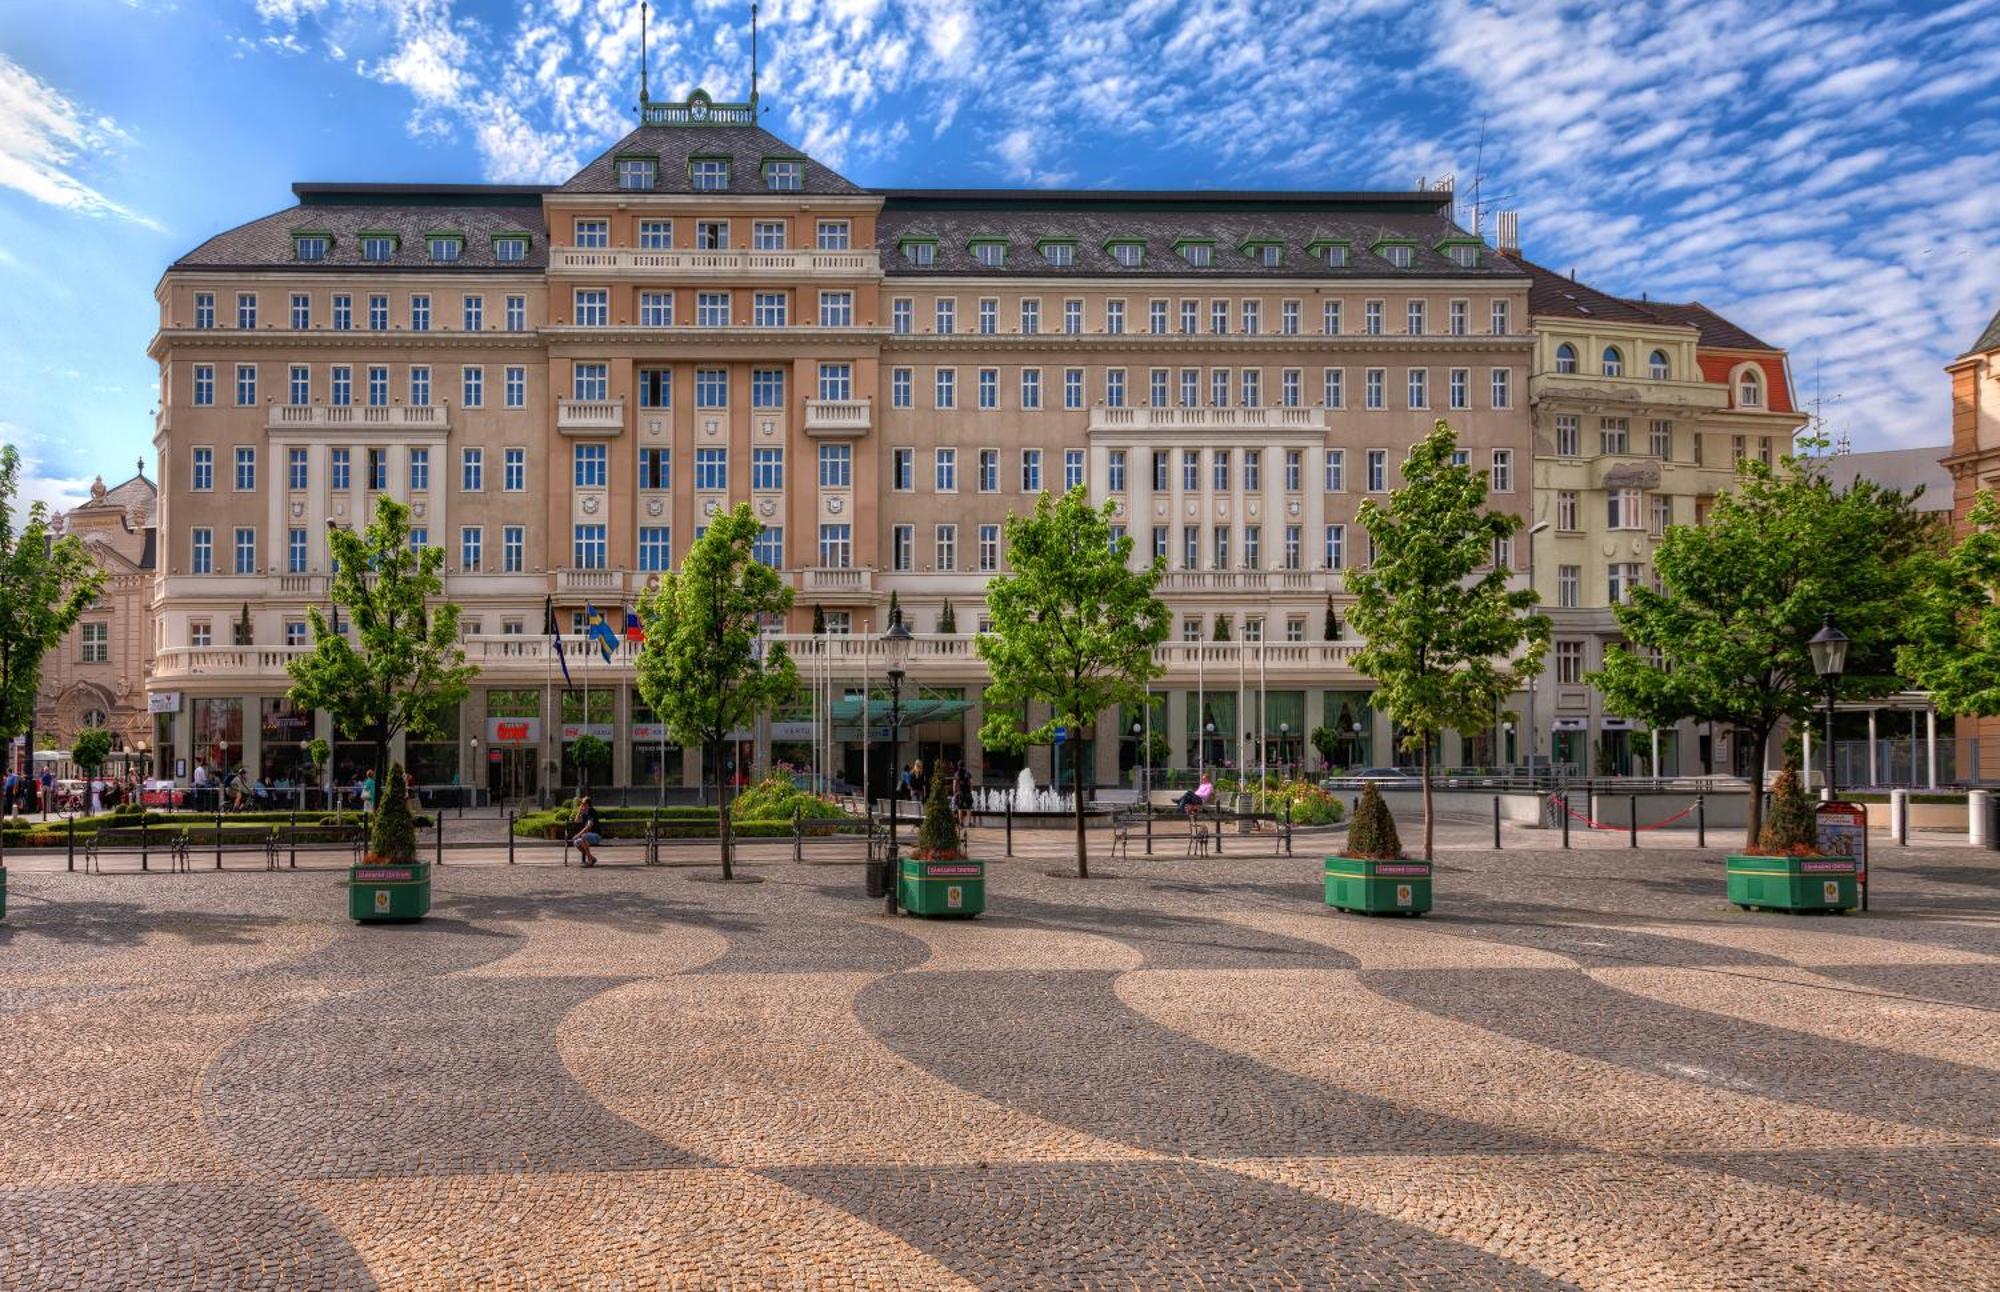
left=1381, top=244, right=1414, bottom=269
left=1177, top=241, right=1214, bottom=268
left=691, top=158, right=730, bottom=190
left=1737, top=368, right=1763, bottom=406
left=971, top=240, right=1006, bottom=268
left=427, top=235, right=463, bottom=263
left=763, top=159, right=803, bottom=191
left=616, top=157, right=657, bottom=190
left=1108, top=240, right=1144, bottom=267
left=1602, top=346, right=1624, bottom=377
left=1241, top=241, right=1282, bottom=267
left=1649, top=350, right=1670, bottom=380
left=493, top=235, right=529, bottom=262
left=1441, top=243, right=1479, bottom=268
left=294, top=235, right=329, bottom=262
left=1040, top=241, right=1074, bottom=267
left=1555, top=343, right=1578, bottom=374
left=360, top=235, right=395, bottom=262
left=900, top=239, right=937, bottom=267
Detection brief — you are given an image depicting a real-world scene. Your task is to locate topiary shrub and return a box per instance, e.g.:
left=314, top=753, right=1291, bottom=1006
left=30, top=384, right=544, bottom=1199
left=1757, top=765, right=1818, bottom=856
left=368, top=763, right=419, bottom=863
left=911, top=764, right=965, bottom=860
left=1343, top=782, right=1402, bottom=860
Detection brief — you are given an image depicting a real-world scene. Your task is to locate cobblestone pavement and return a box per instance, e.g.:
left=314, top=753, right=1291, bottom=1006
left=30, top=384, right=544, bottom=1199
left=1, top=842, right=1996, bottom=1290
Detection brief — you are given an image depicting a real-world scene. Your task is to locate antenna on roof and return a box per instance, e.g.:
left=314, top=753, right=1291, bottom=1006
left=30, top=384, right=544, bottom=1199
left=750, top=2, right=760, bottom=116
left=638, top=1, right=650, bottom=109
left=1465, top=113, right=1488, bottom=241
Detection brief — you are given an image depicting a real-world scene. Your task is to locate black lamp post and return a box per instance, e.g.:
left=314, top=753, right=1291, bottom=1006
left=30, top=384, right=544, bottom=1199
left=1204, top=720, right=1216, bottom=770
left=1131, top=720, right=1144, bottom=793
left=1808, top=615, right=1849, bottom=800
left=882, top=620, right=912, bottom=915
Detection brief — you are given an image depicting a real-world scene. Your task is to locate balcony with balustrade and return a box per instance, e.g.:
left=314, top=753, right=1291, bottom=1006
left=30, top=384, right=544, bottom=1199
left=547, top=247, right=882, bottom=279
left=266, top=404, right=449, bottom=434
left=558, top=398, right=625, bottom=436
left=1089, top=406, right=1328, bottom=438
left=803, top=398, right=871, bottom=437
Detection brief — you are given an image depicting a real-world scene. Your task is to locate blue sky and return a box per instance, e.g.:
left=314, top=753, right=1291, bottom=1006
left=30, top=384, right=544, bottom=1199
left=2, top=0, right=1996, bottom=510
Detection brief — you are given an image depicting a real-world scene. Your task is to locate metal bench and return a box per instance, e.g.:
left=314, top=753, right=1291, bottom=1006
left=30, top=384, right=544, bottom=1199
left=83, top=826, right=193, bottom=873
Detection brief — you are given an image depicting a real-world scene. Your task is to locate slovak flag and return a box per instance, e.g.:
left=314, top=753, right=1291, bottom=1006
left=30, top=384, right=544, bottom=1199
left=623, top=609, right=645, bottom=643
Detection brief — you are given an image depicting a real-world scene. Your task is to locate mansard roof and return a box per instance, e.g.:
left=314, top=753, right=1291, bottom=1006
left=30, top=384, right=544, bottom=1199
left=1967, top=304, right=2000, bottom=357
left=874, top=190, right=1520, bottom=279
left=559, top=121, right=864, bottom=196
left=172, top=186, right=549, bottom=272
left=1517, top=256, right=1776, bottom=351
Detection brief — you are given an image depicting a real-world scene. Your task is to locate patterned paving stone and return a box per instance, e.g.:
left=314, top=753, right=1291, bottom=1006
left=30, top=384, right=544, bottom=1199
left=770, top=1161, right=1582, bottom=1290
left=1673, top=1145, right=2000, bottom=1240
left=0, top=1181, right=376, bottom=1290
left=204, top=976, right=694, bottom=1178
left=986, top=890, right=1350, bottom=969
left=301, top=1168, right=979, bottom=1291
left=1806, top=961, right=2000, bottom=1010
left=857, top=969, right=1554, bottom=1157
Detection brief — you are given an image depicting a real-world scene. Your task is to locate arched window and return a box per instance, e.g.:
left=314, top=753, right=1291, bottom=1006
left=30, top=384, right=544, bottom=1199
left=1601, top=346, right=1624, bottom=377
left=81, top=708, right=107, bottom=730
left=1648, top=350, right=1669, bottom=380
left=1737, top=367, right=1763, bottom=406
left=1555, top=343, right=1578, bottom=374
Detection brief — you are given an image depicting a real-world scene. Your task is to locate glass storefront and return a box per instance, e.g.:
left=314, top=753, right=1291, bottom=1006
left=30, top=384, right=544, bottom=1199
left=192, top=697, right=243, bottom=777
left=406, top=702, right=461, bottom=786
left=559, top=688, right=615, bottom=791
left=1261, top=691, right=1305, bottom=773
left=1322, top=691, right=1374, bottom=770
left=259, top=697, right=313, bottom=785
left=1186, top=692, right=1237, bottom=771
left=1120, top=696, right=1170, bottom=787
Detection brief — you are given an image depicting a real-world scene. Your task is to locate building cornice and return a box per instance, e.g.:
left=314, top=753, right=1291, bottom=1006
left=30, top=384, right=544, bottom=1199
left=148, top=327, right=548, bottom=360
left=886, top=274, right=1524, bottom=292
left=879, top=333, right=1534, bottom=356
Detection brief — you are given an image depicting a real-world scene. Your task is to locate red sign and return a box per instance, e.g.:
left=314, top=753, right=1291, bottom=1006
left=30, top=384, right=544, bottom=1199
left=488, top=749, right=503, bottom=763
left=1815, top=801, right=1868, bottom=891
left=492, top=721, right=533, bottom=743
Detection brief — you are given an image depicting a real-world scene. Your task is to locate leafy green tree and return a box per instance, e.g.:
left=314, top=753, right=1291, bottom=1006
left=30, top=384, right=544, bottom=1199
left=286, top=497, right=475, bottom=792
left=1899, top=489, right=2000, bottom=717
left=72, top=727, right=113, bottom=781
left=1213, top=615, right=1232, bottom=642
left=1592, top=442, right=1934, bottom=848
left=635, top=503, right=797, bottom=879
left=0, top=446, right=105, bottom=759
left=1348, top=421, right=1549, bottom=859
left=569, top=732, right=609, bottom=794
left=977, top=487, right=1170, bottom=878
left=368, top=763, right=418, bottom=862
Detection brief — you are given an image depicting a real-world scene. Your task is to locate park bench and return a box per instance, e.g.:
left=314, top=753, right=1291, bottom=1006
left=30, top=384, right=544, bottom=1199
left=84, top=827, right=192, bottom=874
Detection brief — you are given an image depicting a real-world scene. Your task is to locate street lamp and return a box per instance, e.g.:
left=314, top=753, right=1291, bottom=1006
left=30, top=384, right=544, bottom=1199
left=1525, top=519, right=1552, bottom=775
left=880, top=620, right=913, bottom=914
left=1279, top=722, right=1290, bottom=777
left=1131, top=720, right=1145, bottom=794
left=467, top=737, right=480, bottom=816
left=1808, top=616, right=1849, bottom=799
left=1204, top=720, right=1216, bottom=770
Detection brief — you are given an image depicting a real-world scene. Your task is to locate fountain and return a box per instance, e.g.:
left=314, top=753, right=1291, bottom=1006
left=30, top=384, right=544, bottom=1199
left=974, top=767, right=1075, bottom=815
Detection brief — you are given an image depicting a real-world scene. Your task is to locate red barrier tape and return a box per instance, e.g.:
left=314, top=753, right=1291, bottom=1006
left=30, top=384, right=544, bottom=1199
left=1549, top=794, right=1699, bottom=832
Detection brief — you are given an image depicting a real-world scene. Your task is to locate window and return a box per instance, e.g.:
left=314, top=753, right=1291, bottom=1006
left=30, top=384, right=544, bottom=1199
left=1649, top=349, right=1671, bottom=381
left=972, top=241, right=1005, bottom=268
left=1491, top=368, right=1512, bottom=408
left=1182, top=242, right=1213, bottom=267
left=639, top=219, right=672, bottom=249
left=691, top=158, right=730, bottom=190
left=1449, top=299, right=1468, bottom=336
left=696, top=368, right=728, bottom=408
left=194, top=292, right=215, bottom=329
left=463, top=298, right=485, bottom=335
left=1408, top=368, right=1428, bottom=409
left=891, top=367, right=912, bottom=409
left=502, top=526, right=524, bottom=573
left=818, top=291, right=853, bottom=328
left=504, top=447, right=526, bottom=491
left=1021, top=449, right=1042, bottom=492
left=462, top=365, right=483, bottom=407
left=753, top=221, right=786, bottom=250
left=1449, top=367, right=1469, bottom=410
left=1243, top=450, right=1261, bottom=491
left=289, top=293, right=310, bottom=330
left=1556, top=415, right=1580, bottom=457
left=1608, top=562, right=1641, bottom=604
left=1381, top=244, right=1413, bottom=268
left=574, top=219, right=608, bottom=247
left=1064, top=368, right=1084, bottom=410
left=1738, top=368, right=1763, bottom=406
left=1182, top=450, right=1200, bottom=492
left=695, top=448, right=728, bottom=491
left=368, top=450, right=388, bottom=491
left=1178, top=527, right=1197, bottom=569
left=1112, top=241, right=1143, bottom=267
left=285, top=447, right=308, bottom=491
left=1020, top=299, right=1041, bottom=335
left=764, top=159, right=802, bottom=191
left=935, top=298, right=955, bottom=333
left=407, top=365, right=432, bottom=407
left=1650, top=419, right=1673, bottom=459
left=1212, top=528, right=1230, bottom=570
left=1242, top=299, right=1260, bottom=334
left=694, top=220, right=730, bottom=251
left=569, top=289, right=608, bottom=328
left=1244, top=526, right=1262, bottom=568
left=1491, top=450, right=1513, bottom=492
left=330, top=449, right=351, bottom=491
left=1556, top=640, right=1585, bottom=684
left=505, top=367, right=526, bottom=408
left=288, top=365, right=310, bottom=406
left=904, top=241, right=936, bottom=267
left=505, top=296, right=526, bottom=331
left=1324, top=524, right=1345, bottom=570
left=1364, top=300, right=1383, bottom=336
left=1600, top=417, right=1630, bottom=455
left=639, top=447, right=671, bottom=491
left=1558, top=565, right=1580, bottom=608
left=233, top=527, right=257, bottom=574
left=935, top=368, right=956, bottom=409
left=611, top=524, right=668, bottom=579
left=1238, top=369, right=1258, bottom=407
left=892, top=448, right=914, bottom=491
left=1407, top=300, right=1426, bottom=335
left=573, top=524, right=608, bottom=569
left=1108, top=450, right=1127, bottom=492
left=1556, top=490, right=1578, bottom=531
left=365, top=365, right=388, bottom=407
left=1210, top=369, right=1229, bottom=408
left=978, top=368, right=998, bottom=410
left=409, top=448, right=429, bottom=492
left=1367, top=449, right=1387, bottom=492
left=428, top=235, right=462, bottom=263
left=189, top=620, right=212, bottom=648
left=574, top=444, right=608, bottom=489
left=934, top=448, right=957, bottom=492
left=461, top=526, right=483, bottom=572
left=1325, top=448, right=1345, bottom=492
left=818, top=524, right=852, bottom=568
left=1021, top=368, right=1042, bottom=410
left=816, top=220, right=850, bottom=250
left=978, top=298, right=998, bottom=334
left=934, top=525, right=956, bottom=570
left=697, top=292, right=730, bottom=327
left=1065, top=448, right=1085, bottom=491
left=287, top=527, right=308, bottom=574
left=232, top=291, right=259, bottom=330
left=572, top=362, right=608, bottom=401
left=1365, top=368, right=1385, bottom=410
left=891, top=298, right=912, bottom=334
left=815, top=443, right=852, bottom=489
left=367, top=294, right=388, bottom=330
left=1209, top=299, right=1227, bottom=335
left=1602, top=346, right=1624, bottom=377
left=976, top=523, right=1002, bottom=572
left=752, top=526, right=783, bottom=568
left=495, top=237, right=528, bottom=262
left=1651, top=494, right=1672, bottom=537
left=1152, top=526, right=1169, bottom=560
left=892, top=525, right=914, bottom=571
left=462, top=447, right=484, bottom=491
left=1608, top=488, right=1642, bottom=529
left=190, top=528, right=213, bottom=574
left=1490, top=299, right=1510, bottom=335
left=230, top=363, right=256, bottom=406
left=1759, top=436, right=1774, bottom=466
left=1107, top=369, right=1127, bottom=408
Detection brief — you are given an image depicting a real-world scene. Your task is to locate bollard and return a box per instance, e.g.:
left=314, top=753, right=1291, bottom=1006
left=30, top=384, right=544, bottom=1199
left=1005, top=798, right=1014, bottom=858
left=793, top=806, right=803, bottom=865
left=436, top=813, right=444, bottom=866
left=215, top=806, right=224, bottom=870
left=507, top=809, right=516, bottom=864
left=67, top=814, right=75, bottom=871
left=1145, top=803, right=1153, bottom=856
left=1492, top=795, right=1502, bottom=850
left=1890, top=788, right=1909, bottom=847
left=1697, top=794, right=1706, bottom=849
left=1629, top=795, right=1638, bottom=849
left=1561, top=794, right=1570, bottom=849
left=140, top=812, right=149, bottom=872
left=289, top=808, right=298, bottom=869
left=1970, top=790, right=1994, bottom=850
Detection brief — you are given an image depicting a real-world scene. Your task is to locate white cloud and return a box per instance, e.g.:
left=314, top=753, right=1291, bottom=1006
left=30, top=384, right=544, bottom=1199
left=0, top=57, right=156, bottom=227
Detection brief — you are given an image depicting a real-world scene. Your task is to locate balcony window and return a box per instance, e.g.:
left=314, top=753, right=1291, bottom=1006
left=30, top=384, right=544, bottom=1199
left=753, top=220, right=785, bottom=251
left=816, top=220, right=850, bottom=250
left=574, top=219, right=608, bottom=248
left=573, top=524, right=608, bottom=569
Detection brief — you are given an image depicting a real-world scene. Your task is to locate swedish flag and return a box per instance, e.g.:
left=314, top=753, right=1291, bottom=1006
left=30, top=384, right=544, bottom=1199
left=583, top=604, right=619, bottom=662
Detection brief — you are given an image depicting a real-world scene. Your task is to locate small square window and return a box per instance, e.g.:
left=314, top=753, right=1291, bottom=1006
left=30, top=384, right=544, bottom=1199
left=691, top=158, right=730, bottom=190
left=294, top=236, right=328, bottom=262
left=903, top=241, right=936, bottom=267
left=428, top=236, right=462, bottom=262
left=493, top=236, right=528, bottom=262
left=617, top=157, right=657, bottom=190
left=764, top=159, right=803, bottom=191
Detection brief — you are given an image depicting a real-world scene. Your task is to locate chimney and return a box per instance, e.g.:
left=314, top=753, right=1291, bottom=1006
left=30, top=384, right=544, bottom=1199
left=1496, top=210, right=1520, bottom=255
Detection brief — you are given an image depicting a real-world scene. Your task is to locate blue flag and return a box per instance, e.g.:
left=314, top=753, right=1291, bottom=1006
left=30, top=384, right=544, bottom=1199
left=544, top=596, right=572, bottom=687
left=583, top=603, right=619, bottom=663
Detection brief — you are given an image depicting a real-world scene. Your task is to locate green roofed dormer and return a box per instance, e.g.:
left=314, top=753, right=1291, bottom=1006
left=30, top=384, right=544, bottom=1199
left=1172, top=236, right=1216, bottom=267
left=1433, top=235, right=1482, bottom=268
left=1239, top=236, right=1285, bottom=267
left=1101, top=235, right=1146, bottom=267
left=897, top=233, right=939, bottom=267
left=1370, top=235, right=1418, bottom=268
left=1306, top=237, right=1352, bottom=267
left=967, top=234, right=1009, bottom=268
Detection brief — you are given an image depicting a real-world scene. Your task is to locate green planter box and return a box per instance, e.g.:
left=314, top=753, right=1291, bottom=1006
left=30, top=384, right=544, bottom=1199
left=348, top=861, right=431, bottom=922
left=1726, top=855, right=1856, bottom=913
left=1324, top=856, right=1431, bottom=916
left=897, top=857, right=984, bottom=918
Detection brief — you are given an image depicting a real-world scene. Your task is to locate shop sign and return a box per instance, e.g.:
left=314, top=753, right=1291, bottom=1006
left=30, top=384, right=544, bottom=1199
left=771, top=720, right=815, bottom=740
left=631, top=723, right=671, bottom=741
left=149, top=692, right=183, bottom=714
left=486, top=717, right=541, bottom=744
left=560, top=723, right=615, bottom=741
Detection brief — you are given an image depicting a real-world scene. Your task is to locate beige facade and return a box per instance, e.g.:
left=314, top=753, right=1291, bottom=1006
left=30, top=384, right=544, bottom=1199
left=1942, top=305, right=2000, bottom=776
left=27, top=469, right=159, bottom=772
left=146, top=90, right=1551, bottom=797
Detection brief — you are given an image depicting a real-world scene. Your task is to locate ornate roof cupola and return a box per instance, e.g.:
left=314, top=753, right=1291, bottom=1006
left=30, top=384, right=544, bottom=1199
left=635, top=1, right=763, bottom=126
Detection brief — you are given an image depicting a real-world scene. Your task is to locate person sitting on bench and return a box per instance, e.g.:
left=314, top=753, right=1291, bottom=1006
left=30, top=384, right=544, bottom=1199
left=572, top=795, right=603, bottom=867
left=1174, top=772, right=1215, bottom=819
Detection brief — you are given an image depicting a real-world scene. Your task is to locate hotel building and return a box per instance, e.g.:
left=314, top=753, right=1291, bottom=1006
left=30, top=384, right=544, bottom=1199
left=145, top=88, right=1780, bottom=797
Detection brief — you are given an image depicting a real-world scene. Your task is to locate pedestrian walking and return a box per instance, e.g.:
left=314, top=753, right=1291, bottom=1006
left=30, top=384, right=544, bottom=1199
left=361, top=771, right=377, bottom=816
left=953, top=763, right=974, bottom=832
